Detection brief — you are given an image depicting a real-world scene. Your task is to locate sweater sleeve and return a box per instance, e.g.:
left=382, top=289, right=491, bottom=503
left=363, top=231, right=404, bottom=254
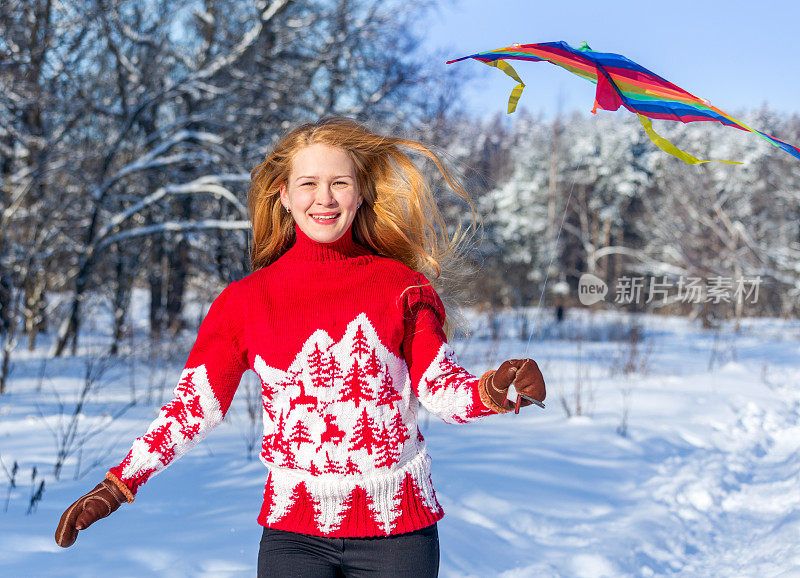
left=107, top=281, right=248, bottom=500
left=401, top=273, right=496, bottom=424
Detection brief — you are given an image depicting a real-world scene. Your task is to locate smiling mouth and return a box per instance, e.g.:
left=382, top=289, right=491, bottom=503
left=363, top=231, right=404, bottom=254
left=310, top=214, right=340, bottom=223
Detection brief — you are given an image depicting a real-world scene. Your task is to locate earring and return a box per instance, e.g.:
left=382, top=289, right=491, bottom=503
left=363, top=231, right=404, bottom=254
left=285, top=205, right=291, bottom=213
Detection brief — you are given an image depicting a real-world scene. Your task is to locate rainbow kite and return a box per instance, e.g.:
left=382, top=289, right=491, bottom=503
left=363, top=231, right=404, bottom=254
left=447, top=41, right=800, bottom=165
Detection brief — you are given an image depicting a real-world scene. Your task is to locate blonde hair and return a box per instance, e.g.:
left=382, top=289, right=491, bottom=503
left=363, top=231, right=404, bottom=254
left=247, top=117, right=481, bottom=340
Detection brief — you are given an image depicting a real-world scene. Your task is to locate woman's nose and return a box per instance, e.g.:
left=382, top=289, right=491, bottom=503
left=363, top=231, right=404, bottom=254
left=315, top=184, right=336, bottom=204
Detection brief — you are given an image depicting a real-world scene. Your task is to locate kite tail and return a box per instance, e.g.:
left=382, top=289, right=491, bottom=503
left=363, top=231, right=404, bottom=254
left=703, top=104, right=800, bottom=161
left=484, top=60, right=526, bottom=114
left=637, top=115, right=742, bottom=165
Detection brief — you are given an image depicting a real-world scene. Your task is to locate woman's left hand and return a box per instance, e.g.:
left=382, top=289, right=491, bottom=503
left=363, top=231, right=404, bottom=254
left=480, top=358, right=546, bottom=413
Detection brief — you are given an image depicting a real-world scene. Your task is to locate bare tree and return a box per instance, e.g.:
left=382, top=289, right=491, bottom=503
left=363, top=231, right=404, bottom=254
left=0, top=0, right=455, bottom=359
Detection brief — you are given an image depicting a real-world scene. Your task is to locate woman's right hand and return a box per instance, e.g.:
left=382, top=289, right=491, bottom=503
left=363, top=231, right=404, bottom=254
left=55, top=478, right=127, bottom=547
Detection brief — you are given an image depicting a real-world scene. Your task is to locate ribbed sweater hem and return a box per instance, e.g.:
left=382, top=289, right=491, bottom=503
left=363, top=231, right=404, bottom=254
left=257, top=450, right=445, bottom=538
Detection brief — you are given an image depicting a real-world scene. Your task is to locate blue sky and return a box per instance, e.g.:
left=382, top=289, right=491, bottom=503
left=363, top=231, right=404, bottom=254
left=424, top=0, right=800, bottom=119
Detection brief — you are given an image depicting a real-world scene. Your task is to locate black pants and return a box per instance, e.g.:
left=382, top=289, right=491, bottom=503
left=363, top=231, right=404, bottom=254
left=257, top=523, right=439, bottom=577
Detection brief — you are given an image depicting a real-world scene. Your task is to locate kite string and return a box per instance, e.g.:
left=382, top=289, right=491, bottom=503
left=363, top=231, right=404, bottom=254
left=523, top=151, right=582, bottom=357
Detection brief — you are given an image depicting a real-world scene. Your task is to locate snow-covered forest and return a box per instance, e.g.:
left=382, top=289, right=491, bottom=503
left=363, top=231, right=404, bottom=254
left=445, top=109, right=800, bottom=327
left=2, top=1, right=800, bottom=576
left=4, top=1, right=800, bottom=373
left=1, top=0, right=462, bottom=370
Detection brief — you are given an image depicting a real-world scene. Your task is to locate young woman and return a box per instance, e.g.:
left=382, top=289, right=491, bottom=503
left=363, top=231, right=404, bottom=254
left=55, top=117, right=546, bottom=576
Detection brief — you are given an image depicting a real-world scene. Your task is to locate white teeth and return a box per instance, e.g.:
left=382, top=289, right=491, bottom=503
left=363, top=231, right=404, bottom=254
left=312, top=215, right=338, bottom=220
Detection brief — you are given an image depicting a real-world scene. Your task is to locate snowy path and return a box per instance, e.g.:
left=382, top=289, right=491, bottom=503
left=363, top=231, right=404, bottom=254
left=1, top=313, right=798, bottom=576
left=433, top=318, right=800, bottom=577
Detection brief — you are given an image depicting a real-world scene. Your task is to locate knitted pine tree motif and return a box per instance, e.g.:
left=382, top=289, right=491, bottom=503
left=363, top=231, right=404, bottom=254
left=374, top=424, right=399, bottom=468
left=389, top=471, right=443, bottom=534
left=253, top=313, right=417, bottom=477
left=335, top=485, right=384, bottom=536
left=308, top=343, right=327, bottom=388
left=179, top=422, right=201, bottom=439
left=184, top=395, right=204, bottom=419
left=282, top=450, right=299, bottom=470
left=264, top=409, right=291, bottom=465
left=142, top=424, right=175, bottom=465
left=289, top=420, right=313, bottom=449
left=364, top=349, right=382, bottom=378
left=352, top=325, right=370, bottom=358
left=176, top=371, right=197, bottom=396
left=390, top=411, right=409, bottom=441
left=259, top=472, right=276, bottom=520
left=259, top=376, right=278, bottom=422
left=349, top=407, right=379, bottom=455
left=340, top=358, right=373, bottom=407
left=344, top=456, right=361, bottom=475
left=427, top=471, right=445, bottom=517
left=375, top=367, right=402, bottom=409
left=427, top=362, right=463, bottom=396
left=416, top=342, right=487, bottom=424
left=324, top=451, right=344, bottom=475
left=270, top=481, right=322, bottom=533
left=112, top=451, right=155, bottom=494
left=324, top=355, right=343, bottom=388
left=163, top=400, right=188, bottom=425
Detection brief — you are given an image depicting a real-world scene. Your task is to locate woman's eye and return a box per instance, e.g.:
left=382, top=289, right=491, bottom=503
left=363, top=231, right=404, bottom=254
left=300, top=182, right=315, bottom=187
left=334, top=181, right=349, bottom=186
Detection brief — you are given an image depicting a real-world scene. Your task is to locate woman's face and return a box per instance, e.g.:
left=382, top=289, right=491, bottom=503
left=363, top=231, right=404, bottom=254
left=281, top=143, right=363, bottom=244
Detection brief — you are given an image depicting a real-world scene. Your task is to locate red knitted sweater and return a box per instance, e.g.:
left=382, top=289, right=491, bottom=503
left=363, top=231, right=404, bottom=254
left=108, top=222, right=497, bottom=537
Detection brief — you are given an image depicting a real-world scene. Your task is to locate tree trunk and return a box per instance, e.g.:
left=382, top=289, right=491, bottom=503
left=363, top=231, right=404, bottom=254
left=166, top=233, right=189, bottom=335
left=25, top=268, right=47, bottom=351
left=109, top=243, right=133, bottom=355
left=0, top=273, right=18, bottom=395
left=149, top=228, right=166, bottom=339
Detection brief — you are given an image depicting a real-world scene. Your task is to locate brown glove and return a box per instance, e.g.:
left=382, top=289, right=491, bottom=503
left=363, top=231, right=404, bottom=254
left=479, top=358, right=546, bottom=414
left=55, top=477, right=129, bottom=548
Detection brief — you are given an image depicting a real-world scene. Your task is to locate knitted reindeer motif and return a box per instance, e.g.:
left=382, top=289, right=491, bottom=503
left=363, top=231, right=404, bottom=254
left=320, top=413, right=345, bottom=445
left=288, top=375, right=317, bottom=414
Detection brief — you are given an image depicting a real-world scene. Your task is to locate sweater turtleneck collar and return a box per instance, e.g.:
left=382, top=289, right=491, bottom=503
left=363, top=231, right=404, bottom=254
left=285, top=222, right=372, bottom=262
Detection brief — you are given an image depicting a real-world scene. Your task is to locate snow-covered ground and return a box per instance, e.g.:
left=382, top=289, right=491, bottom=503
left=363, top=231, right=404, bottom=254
left=1, top=291, right=799, bottom=577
